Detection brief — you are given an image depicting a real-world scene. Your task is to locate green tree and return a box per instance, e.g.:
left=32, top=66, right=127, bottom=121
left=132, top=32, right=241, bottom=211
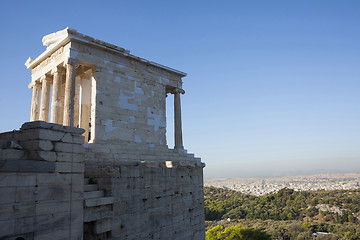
left=206, top=225, right=271, bottom=240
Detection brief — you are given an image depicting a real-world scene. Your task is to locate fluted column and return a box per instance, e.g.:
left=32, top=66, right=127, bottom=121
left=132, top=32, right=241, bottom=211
left=79, top=71, right=92, bottom=142
left=174, top=88, right=185, bottom=149
left=30, top=81, right=41, bottom=121
left=39, top=74, right=51, bottom=121
left=50, top=66, right=65, bottom=124
left=63, top=59, right=78, bottom=126
left=59, top=74, right=66, bottom=124
left=74, top=77, right=81, bottom=127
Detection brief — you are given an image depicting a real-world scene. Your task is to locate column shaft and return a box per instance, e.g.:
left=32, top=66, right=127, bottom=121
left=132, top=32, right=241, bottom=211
left=79, top=75, right=91, bottom=142
left=50, top=67, right=64, bottom=124
left=63, top=60, right=77, bottom=126
left=74, top=78, right=81, bottom=127
left=39, top=75, right=51, bottom=121
left=59, top=75, right=66, bottom=124
left=174, top=91, right=184, bottom=149
left=30, top=81, right=41, bottom=121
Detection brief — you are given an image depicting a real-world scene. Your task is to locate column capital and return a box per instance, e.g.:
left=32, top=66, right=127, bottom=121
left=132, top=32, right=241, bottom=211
left=76, top=65, right=93, bottom=79
left=175, top=88, right=185, bottom=94
left=167, top=87, right=185, bottom=95
left=64, top=58, right=80, bottom=66
left=51, top=65, right=65, bottom=75
left=39, top=73, right=52, bottom=83
left=28, top=80, right=41, bottom=89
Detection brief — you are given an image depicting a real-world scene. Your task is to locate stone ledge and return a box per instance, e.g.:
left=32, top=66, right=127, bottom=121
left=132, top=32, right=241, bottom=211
left=94, top=218, right=112, bottom=234
left=84, top=210, right=114, bottom=222
left=21, top=121, right=85, bottom=135
left=84, top=197, right=114, bottom=207
left=18, top=128, right=65, bottom=141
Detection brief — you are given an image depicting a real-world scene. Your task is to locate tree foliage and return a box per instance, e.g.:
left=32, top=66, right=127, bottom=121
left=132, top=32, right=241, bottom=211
left=206, top=225, right=271, bottom=240
left=204, top=186, right=360, bottom=224
left=204, top=186, right=360, bottom=239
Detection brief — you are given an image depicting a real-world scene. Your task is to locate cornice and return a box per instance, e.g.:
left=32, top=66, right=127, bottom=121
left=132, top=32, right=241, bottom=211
left=25, top=28, right=187, bottom=77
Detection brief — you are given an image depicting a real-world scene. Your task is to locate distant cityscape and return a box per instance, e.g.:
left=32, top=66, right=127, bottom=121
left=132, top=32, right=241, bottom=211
left=205, top=172, right=360, bottom=196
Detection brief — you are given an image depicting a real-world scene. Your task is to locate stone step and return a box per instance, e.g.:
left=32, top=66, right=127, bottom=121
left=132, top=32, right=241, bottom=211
left=84, top=184, right=98, bottom=192
left=85, top=197, right=114, bottom=207
left=84, top=210, right=114, bottom=222
left=84, top=190, right=104, bottom=199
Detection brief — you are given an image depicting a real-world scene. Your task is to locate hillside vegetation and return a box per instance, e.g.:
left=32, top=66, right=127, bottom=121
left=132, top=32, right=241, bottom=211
left=204, top=186, right=360, bottom=239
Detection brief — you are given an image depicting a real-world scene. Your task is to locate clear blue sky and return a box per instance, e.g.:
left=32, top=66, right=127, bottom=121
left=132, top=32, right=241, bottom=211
left=0, top=1, right=359, bottom=178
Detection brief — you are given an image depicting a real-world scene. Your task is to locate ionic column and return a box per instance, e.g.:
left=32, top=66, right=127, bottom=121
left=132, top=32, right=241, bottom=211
left=50, top=66, right=65, bottom=124
left=59, top=74, right=66, bottom=124
left=79, top=71, right=92, bottom=142
left=74, top=77, right=81, bottom=127
left=39, top=74, right=51, bottom=122
left=63, top=59, right=78, bottom=126
left=174, top=88, right=185, bottom=149
left=30, top=81, right=41, bottom=121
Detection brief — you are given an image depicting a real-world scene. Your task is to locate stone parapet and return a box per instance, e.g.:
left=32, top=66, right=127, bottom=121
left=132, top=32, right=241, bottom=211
left=0, top=121, right=85, bottom=240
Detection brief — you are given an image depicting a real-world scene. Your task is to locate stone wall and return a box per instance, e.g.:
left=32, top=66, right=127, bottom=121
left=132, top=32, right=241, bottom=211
left=70, top=38, right=183, bottom=146
left=0, top=122, right=205, bottom=240
left=0, top=121, right=84, bottom=240
left=84, top=156, right=205, bottom=239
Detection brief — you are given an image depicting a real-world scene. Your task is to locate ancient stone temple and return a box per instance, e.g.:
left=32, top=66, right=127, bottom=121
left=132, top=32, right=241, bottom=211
left=0, top=28, right=205, bottom=239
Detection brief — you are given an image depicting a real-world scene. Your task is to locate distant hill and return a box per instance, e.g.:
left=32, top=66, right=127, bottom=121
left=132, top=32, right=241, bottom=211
left=205, top=172, right=360, bottom=196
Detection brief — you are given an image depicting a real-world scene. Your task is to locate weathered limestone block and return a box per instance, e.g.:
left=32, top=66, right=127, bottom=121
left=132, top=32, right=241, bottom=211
left=85, top=196, right=114, bottom=207
left=15, top=186, right=37, bottom=202
left=0, top=202, right=35, bottom=221
left=35, top=200, right=71, bottom=215
left=0, top=187, right=16, bottom=203
left=0, top=219, right=15, bottom=236
left=35, top=228, right=70, bottom=240
left=19, top=128, right=65, bottom=141
left=72, top=162, right=84, bottom=173
left=19, top=139, right=53, bottom=151
left=21, top=121, right=53, bottom=130
left=0, top=149, right=25, bottom=160
left=14, top=216, right=35, bottom=234
left=55, top=162, right=72, bottom=173
left=61, top=132, right=73, bottom=143
left=84, top=209, right=114, bottom=222
left=29, top=150, right=57, bottom=161
left=35, top=185, right=71, bottom=201
left=73, top=135, right=85, bottom=144
left=54, top=142, right=84, bottom=153
left=16, top=173, right=37, bottom=187
left=0, top=160, right=56, bottom=173
left=94, top=218, right=112, bottom=234
left=36, top=172, right=71, bottom=185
